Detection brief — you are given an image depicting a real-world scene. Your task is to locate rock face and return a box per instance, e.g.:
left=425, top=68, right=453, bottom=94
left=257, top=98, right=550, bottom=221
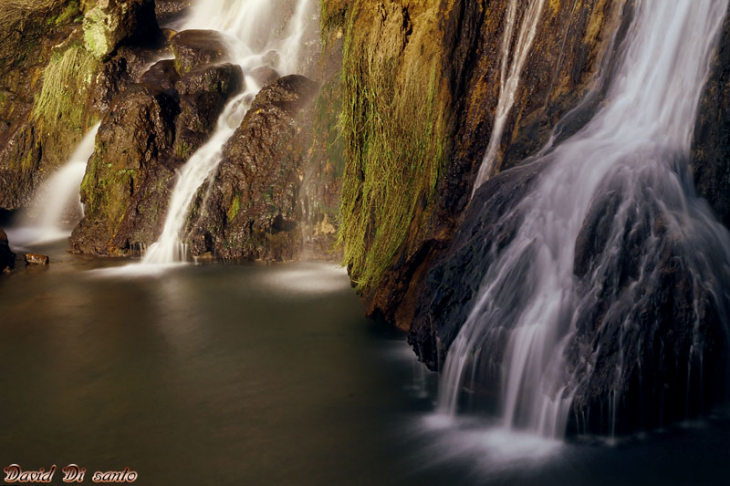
left=70, top=37, right=244, bottom=256
left=329, top=0, right=625, bottom=329
left=693, top=11, right=730, bottom=228
left=0, top=228, right=15, bottom=273
left=0, top=0, right=162, bottom=211
left=409, top=158, right=730, bottom=435
left=83, top=0, right=160, bottom=59
left=186, top=75, right=319, bottom=261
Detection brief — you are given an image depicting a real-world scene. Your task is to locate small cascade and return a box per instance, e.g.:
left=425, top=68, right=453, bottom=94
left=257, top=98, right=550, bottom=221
left=10, top=123, right=100, bottom=245
left=439, top=0, right=730, bottom=439
left=472, top=0, right=547, bottom=193
left=138, top=0, right=317, bottom=266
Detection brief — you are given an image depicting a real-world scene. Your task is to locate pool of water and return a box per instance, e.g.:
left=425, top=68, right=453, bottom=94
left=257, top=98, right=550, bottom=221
left=0, top=241, right=729, bottom=485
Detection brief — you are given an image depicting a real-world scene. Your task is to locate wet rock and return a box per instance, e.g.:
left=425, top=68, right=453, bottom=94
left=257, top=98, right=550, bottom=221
left=70, top=83, right=181, bottom=256
left=186, top=75, right=319, bottom=261
left=0, top=1, right=164, bottom=212
left=408, top=161, right=549, bottom=370
left=155, top=0, right=192, bottom=26
left=173, top=63, right=244, bottom=156
left=409, top=157, right=730, bottom=435
left=71, top=51, right=244, bottom=256
left=332, top=0, right=625, bottom=329
left=249, top=66, right=281, bottom=88
left=0, top=228, right=15, bottom=273
left=24, top=253, right=49, bottom=266
left=692, top=9, right=730, bottom=228
left=83, top=0, right=161, bottom=59
left=171, top=30, right=229, bottom=75
left=140, top=59, right=181, bottom=91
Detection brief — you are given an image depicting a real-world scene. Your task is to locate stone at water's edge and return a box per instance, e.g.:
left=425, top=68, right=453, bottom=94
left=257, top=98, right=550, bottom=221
left=186, top=75, right=320, bottom=262
left=0, top=228, right=15, bottom=273
left=24, top=254, right=50, bottom=266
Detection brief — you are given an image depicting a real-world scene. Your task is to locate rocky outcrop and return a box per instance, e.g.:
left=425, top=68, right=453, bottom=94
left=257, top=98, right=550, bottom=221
left=331, top=0, right=625, bottom=329
left=70, top=39, right=244, bottom=255
left=0, top=0, right=162, bottom=211
left=693, top=9, right=730, bottom=228
left=70, top=83, right=180, bottom=255
left=186, top=75, right=319, bottom=261
left=83, top=0, right=160, bottom=59
left=0, top=228, right=15, bottom=273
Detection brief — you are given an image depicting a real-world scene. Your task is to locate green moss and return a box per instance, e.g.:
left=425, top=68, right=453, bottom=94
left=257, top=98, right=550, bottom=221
left=51, top=1, right=80, bottom=26
left=175, top=141, right=194, bottom=160
left=338, top=1, right=448, bottom=292
left=227, top=195, right=242, bottom=222
left=33, top=43, right=99, bottom=135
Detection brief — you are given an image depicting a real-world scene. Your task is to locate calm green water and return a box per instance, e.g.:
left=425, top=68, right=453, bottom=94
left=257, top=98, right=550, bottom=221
left=0, top=241, right=729, bottom=485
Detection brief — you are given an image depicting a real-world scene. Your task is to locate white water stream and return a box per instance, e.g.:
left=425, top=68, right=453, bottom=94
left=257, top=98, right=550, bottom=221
left=472, top=0, right=547, bottom=192
left=8, top=123, right=100, bottom=246
left=439, top=0, right=730, bottom=439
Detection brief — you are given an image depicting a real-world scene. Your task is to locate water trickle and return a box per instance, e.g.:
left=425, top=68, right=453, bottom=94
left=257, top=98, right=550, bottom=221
left=9, top=123, right=100, bottom=246
left=472, top=0, right=547, bottom=193
left=439, top=0, right=730, bottom=439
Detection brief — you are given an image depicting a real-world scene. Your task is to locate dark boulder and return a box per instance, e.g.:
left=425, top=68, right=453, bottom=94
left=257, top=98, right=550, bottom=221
left=173, top=63, right=244, bottom=157
left=0, top=228, right=15, bottom=273
left=70, top=83, right=181, bottom=256
left=140, top=59, right=181, bottom=91
left=186, top=75, right=319, bottom=261
left=171, top=30, right=229, bottom=75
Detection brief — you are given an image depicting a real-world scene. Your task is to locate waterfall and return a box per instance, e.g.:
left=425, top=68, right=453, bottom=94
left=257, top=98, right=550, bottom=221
left=9, top=123, right=100, bottom=246
left=439, top=0, right=730, bottom=438
left=140, top=0, right=316, bottom=266
left=472, top=0, right=547, bottom=193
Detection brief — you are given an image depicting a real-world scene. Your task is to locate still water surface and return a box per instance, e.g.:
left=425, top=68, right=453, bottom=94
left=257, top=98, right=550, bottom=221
left=0, top=242, right=728, bottom=485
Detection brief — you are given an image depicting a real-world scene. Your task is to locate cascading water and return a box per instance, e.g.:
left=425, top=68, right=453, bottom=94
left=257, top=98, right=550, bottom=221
left=439, top=0, right=730, bottom=439
left=471, top=0, right=546, bottom=193
left=140, top=0, right=316, bottom=266
left=9, top=123, right=100, bottom=246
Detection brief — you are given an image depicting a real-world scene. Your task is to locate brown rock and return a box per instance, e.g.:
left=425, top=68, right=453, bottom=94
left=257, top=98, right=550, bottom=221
left=186, top=75, right=319, bottom=261
left=24, top=253, right=49, bottom=265
left=170, top=30, right=229, bottom=75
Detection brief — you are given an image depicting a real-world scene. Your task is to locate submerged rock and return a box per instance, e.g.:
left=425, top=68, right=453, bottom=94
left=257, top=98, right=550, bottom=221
left=0, top=228, right=15, bottom=273
left=186, top=75, right=319, bottom=261
left=24, top=253, right=50, bottom=266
